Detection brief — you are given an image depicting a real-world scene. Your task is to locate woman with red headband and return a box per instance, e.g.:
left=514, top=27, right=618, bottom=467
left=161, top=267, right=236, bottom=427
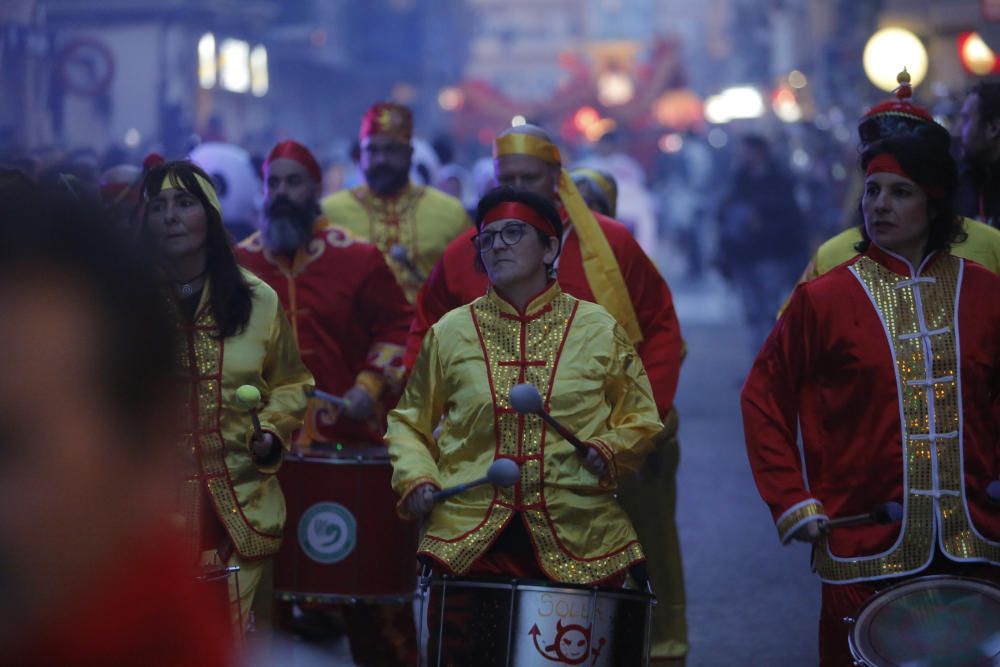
left=742, top=133, right=1000, bottom=666
left=388, top=185, right=661, bottom=579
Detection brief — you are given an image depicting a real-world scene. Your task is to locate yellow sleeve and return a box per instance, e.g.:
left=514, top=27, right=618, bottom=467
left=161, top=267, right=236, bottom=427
left=386, top=327, right=446, bottom=518
left=256, top=303, right=314, bottom=473
left=587, top=323, right=662, bottom=482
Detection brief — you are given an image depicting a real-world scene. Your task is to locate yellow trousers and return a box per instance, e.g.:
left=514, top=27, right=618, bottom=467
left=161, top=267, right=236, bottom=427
left=201, top=550, right=269, bottom=635
left=618, top=412, right=688, bottom=659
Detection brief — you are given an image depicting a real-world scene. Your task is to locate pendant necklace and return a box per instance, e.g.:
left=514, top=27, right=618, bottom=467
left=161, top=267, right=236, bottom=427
left=174, top=271, right=206, bottom=298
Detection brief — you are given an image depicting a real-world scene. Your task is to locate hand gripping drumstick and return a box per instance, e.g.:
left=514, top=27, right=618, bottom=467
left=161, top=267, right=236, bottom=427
left=390, top=244, right=426, bottom=284
left=234, top=385, right=264, bottom=441
left=509, top=383, right=588, bottom=454
left=431, top=459, right=521, bottom=502
left=820, top=501, right=903, bottom=533
left=304, top=387, right=352, bottom=410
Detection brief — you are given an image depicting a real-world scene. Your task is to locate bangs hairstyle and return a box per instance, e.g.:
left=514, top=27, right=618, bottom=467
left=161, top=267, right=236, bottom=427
left=140, top=160, right=252, bottom=339
left=473, top=187, right=564, bottom=276
left=856, top=133, right=965, bottom=255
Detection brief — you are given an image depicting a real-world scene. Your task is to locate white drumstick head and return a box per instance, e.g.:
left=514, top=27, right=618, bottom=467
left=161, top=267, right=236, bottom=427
left=509, top=383, right=544, bottom=414
left=390, top=244, right=409, bottom=263
left=486, top=458, right=521, bottom=488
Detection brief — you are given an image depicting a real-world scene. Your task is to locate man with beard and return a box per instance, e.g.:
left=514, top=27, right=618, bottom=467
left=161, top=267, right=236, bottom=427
left=236, top=140, right=416, bottom=665
left=957, top=81, right=1000, bottom=227
left=321, top=102, right=469, bottom=303
left=408, top=124, right=689, bottom=663
left=236, top=140, right=412, bottom=448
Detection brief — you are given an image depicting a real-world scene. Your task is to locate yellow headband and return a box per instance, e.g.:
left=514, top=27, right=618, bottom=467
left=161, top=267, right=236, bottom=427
left=493, top=133, right=562, bottom=165
left=159, top=171, right=222, bottom=217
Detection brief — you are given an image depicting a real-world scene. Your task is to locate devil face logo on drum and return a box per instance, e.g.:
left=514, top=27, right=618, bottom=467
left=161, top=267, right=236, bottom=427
left=531, top=619, right=607, bottom=665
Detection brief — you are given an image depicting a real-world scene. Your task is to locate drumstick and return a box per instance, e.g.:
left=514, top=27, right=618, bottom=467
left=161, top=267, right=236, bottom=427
left=820, top=501, right=903, bottom=533
left=235, top=384, right=263, bottom=441
left=509, top=383, right=588, bottom=454
left=390, top=244, right=426, bottom=283
left=304, top=387, right=352, bottom=409
left=431, top=459, right=520, bottom=502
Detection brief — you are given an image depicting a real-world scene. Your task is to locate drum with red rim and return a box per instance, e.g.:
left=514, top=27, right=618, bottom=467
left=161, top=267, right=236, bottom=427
left=273, top=444, right=419, bottom=602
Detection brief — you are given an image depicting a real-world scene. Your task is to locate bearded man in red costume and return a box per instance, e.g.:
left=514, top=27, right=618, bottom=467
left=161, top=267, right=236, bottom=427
left=237, top=140, right=412, bottom=446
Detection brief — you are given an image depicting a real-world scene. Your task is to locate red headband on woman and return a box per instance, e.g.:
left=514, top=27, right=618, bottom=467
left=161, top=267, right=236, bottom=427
left=265, top=140, right=323, bottom=183
left=866, top=153, right=946, bottom=200
left=480, top=201, right=558, bottom=237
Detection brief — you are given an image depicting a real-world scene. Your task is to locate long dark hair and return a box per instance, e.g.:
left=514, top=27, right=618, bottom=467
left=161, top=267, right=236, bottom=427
left=140, top=160, right=253, bottom=339
left=855, top=133, right=965, bottom=255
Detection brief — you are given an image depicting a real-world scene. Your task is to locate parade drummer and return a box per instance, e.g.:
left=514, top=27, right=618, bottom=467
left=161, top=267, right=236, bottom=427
left=387, top=186, right=662, bottom=586
left=236, top=140, right=413, bottom=447
left=406, top=123, right=688, bottom=659
left=742, top=133, right=1000, bottom=667
left=321, top=102, right=470, bottom=304
left=139, top=160, right=313, bottom=630
left=235, top=140, right=417, bottom=665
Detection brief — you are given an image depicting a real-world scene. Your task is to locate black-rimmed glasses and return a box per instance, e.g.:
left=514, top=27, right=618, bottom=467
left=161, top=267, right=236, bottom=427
left=471, top=222, right=528, bottom=252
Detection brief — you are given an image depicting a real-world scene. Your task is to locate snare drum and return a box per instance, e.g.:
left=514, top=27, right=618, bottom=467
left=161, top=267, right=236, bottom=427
left=424, top=576, right=654, bottom=667
left=273, top=444, right=419, bottom=602
left=847, top=575, right=1000, bottom=667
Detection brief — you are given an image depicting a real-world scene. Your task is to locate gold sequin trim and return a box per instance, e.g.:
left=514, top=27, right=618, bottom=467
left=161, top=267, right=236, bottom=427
left=353, top=185, right=425, bottom=301
left=816, top=255, right=999, bottom=582
left=177, top=306, right=283, bottom=560
left=776, top=499, right=827, bottom=544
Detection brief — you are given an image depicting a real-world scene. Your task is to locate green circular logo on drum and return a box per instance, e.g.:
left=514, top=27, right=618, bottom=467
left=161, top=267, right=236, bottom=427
left=298, top=502, right=357, bottom=564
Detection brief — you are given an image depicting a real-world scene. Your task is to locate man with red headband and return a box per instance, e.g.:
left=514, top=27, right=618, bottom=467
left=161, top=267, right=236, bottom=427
left=236, top=139, right=411, bottom=447
left=743, top=132, right=1000, bottom=666
left=321, top=102, right=469, bottom=303
left=408, top=123, right=688, bottom=660
left=783, top=69, right=1000, bottom=309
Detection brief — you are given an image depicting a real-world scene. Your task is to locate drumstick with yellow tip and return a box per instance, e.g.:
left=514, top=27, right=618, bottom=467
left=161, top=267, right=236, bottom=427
left=235, top=384, right=263, bottom=441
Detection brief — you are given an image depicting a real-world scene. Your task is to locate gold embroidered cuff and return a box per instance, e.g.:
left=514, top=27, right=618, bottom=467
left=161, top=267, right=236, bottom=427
left=355, top=370, right=386, bottom=401
left=776, top=498, right=827, bottom=544
left=396, top=476, right=441, bottom=520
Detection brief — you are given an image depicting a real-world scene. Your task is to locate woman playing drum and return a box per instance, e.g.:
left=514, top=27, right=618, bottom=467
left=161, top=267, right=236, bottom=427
left=742, top=132, right=1000, bottom=666
left=140, top=160, right=313, bottom=631
left=387, top=187, right=661, bottom=653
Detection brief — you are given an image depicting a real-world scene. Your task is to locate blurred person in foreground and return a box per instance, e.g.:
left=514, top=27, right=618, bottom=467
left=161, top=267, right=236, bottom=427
left=321, top=103, right=469, bottom=303
left=742, top=133, right=1000, bottom=667
left=0, top=182, right=234, bottom=665
left=389, top=187, right=662, bottom=662
left=235, top=140, right=415, bottom=666
left=957, top=79, right=1000, bottom=227
left=717, top=133, right=807, bottom=353
left=409, top=124, right=688, bottom=661
left=786, top=70, right=1000, bottom=304
left=140, top=160, right=313, bottom=632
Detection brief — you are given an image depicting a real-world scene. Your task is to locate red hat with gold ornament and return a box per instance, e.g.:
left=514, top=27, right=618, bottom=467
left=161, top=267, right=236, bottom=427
left=359, top=102, right=413, bottom=143
left=858, top=68, right=950, bottom=147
